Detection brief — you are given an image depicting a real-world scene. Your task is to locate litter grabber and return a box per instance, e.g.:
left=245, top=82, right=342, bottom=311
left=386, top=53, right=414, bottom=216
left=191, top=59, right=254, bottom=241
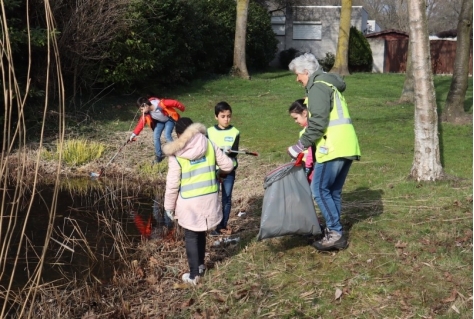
left=90, top=139, right=133, bottom=178
left=228, top=150, right=259, bottom=157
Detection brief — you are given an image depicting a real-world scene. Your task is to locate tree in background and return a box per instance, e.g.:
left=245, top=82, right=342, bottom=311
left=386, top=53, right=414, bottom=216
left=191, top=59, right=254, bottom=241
left=232, top=0, right=250, bottom=79
left=442, top=0, right=473, bottom=124
left=330, top=0, right=352, bottom=75
left=399, top=40, right=414, bottom=104
left=357, top=0, right=462, bottom=35
left=54, top=0, right=129, bottom=94
left=407, top=0, right=444, bottom=181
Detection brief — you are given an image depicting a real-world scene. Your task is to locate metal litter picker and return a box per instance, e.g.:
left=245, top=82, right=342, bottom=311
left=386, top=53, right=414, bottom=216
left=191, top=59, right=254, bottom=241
left=90, top=140, right=131, bottom=178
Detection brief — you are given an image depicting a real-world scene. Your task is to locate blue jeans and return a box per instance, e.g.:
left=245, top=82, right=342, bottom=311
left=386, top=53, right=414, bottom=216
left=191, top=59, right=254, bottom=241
left=311, top=158, right=352, bottom=234
left=217, top=170, right=235, bottom=230
left=153, top=119, right=175, bottom=159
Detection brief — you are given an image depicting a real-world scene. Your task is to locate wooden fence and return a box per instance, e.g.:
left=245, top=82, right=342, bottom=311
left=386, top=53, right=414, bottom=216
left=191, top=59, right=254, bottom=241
left=384, top=39, right=473, bottom=75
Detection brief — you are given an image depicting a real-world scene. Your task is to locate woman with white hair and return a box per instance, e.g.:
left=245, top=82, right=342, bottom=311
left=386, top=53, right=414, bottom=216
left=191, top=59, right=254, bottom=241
left=287, top=53, right=361, bottom=251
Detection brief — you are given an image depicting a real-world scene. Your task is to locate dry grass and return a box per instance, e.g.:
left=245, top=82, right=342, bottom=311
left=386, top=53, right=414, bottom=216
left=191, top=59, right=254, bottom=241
left=3, top=136, right=472, bottom=318
left=2, top=144, right=277, bottom=318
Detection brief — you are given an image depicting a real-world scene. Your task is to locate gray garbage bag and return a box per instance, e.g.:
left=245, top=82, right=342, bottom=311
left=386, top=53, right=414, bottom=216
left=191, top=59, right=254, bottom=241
left=257, top=161, right=322, bottom=241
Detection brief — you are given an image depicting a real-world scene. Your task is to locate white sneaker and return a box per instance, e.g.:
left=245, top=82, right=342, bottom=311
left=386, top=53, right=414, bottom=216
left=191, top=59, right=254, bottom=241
left=198, top=264, right=206, bottom=276
left=182, top=273, right=200, bottom=285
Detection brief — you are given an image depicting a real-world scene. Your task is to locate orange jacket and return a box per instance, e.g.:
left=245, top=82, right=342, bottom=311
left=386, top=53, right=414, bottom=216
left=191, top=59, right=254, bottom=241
left=132, top=97, right=186, bottom=136
left=149, top=97, right=185, bottom=121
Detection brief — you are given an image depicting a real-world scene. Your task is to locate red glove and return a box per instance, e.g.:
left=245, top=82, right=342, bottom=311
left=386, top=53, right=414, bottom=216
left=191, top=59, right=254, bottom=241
left=287, top=140, right=304, bottom=159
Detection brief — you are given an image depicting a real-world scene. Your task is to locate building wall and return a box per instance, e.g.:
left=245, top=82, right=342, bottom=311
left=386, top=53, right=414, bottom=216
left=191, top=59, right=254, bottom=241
left=271, top=6, right=369, bottom=66
left=367, top=38, right=385, bottom=73
left=366, top=20, right=381, bottom=33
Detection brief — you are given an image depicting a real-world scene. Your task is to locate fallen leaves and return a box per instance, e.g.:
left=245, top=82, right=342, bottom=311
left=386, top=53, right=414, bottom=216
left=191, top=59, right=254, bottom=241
left=394, top=241, right=407, bottom=249
left=334, top=288, right=343, bottom=300
left=334, top=286, right=350, bottom=301
left=181, top=298, right=195, bottom=308
left=441, top=289, right=457, bottom=303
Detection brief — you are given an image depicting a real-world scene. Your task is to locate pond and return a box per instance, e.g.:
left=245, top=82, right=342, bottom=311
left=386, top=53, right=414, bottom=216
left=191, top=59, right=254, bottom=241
left=1, top=177, right=168, bottom=290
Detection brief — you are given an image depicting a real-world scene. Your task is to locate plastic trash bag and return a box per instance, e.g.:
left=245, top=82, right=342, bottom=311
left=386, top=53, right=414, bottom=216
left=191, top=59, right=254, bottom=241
left=257, top=160, right=322, bottom=241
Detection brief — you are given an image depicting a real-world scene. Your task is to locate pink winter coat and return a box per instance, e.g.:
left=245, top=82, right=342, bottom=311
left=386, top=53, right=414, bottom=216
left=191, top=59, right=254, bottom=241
left=162, top=123, right=234, bottom=232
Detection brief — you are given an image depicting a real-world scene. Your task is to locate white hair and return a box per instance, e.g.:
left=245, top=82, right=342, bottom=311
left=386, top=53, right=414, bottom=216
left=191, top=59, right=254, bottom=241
left=288, top=53, right=320, bottom=75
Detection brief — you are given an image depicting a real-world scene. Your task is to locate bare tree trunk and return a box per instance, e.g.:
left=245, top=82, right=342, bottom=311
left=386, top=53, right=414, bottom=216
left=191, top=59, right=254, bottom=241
left=330, top=0, right=352, bottom=75
left=232, top=0, right=250, bottom=79
left=399, top=39, right=414, bottom=103
left=408, top=0, right=444, bottom=181
left=442, top=0, right=473, bottom=124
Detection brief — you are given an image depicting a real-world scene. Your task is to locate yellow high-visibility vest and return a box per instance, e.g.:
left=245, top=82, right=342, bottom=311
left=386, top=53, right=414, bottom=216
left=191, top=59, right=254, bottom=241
left=176, top=140, right=218, bottom=198
left=312, top=80, right=361, bottom=163
left=207, top=126, right=239, bottom=168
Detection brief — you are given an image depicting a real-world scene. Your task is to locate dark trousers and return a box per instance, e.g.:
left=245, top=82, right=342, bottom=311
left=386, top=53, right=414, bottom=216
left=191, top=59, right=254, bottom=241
left=217, top=170, right=235, bottom=230
left=184, top=228, right=206, bottom=279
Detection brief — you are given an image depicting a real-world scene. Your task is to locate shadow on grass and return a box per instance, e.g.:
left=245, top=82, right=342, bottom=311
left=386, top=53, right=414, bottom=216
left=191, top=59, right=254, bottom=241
left=342, top=187, right=385, bottom=233
left=250, top=186, right=384, bottom=253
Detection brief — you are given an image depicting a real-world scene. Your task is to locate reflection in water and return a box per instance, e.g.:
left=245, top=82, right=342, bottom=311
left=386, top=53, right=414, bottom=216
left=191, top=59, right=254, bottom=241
left=1, top=178, right=166, bottom=289
left=152, top=195, right=174, bottom=230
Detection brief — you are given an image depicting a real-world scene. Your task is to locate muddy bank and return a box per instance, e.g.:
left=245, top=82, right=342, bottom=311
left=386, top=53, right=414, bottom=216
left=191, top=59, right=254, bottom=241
left=2, top=130, right=275, bottom=318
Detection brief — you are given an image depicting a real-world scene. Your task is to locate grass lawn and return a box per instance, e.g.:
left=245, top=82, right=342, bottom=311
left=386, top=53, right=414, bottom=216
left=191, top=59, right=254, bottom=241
left=39, top=70, right=472, bottom=318
left=152, top=71, right=471, bottom=318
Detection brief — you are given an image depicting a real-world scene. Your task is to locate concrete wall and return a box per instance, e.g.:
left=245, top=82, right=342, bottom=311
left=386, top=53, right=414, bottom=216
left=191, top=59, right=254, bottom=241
left=271, top=6, right=369, bottom=66
left=367, top=38, right=385, bottom=73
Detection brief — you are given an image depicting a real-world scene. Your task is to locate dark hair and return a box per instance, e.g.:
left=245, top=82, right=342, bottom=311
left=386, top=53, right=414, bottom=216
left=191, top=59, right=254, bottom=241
left=175, top=117, right=194, bottom=135
left=137, top=97, right=151, bottom=108
left=288, top=99, right=307, bottom=114
left=214, top=101, right=232, bottom=116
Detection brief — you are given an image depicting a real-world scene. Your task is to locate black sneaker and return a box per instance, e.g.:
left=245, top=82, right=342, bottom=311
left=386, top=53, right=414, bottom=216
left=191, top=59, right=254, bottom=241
left=209, top=230, right=222, bottom=237
left=312, top=229, right=348, bottom=251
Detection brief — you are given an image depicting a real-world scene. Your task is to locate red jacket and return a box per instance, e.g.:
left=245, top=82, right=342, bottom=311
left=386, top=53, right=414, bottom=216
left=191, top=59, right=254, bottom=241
left=132, top=97, right=186, bottom=136
left=150, top=97, right=185, bottom=121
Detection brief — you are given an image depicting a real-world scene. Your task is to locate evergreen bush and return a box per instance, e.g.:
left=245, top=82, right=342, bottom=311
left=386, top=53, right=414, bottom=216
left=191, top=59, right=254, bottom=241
left=318, top=52, right=335, bottom=72
left=99, top=0, right=278, bottom=89
left=348, top=26, right=373, bottom=72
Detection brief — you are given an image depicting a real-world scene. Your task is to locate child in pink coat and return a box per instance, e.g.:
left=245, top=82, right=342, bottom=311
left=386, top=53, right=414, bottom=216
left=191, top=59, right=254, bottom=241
left=162, top=117, right=233, bottom=285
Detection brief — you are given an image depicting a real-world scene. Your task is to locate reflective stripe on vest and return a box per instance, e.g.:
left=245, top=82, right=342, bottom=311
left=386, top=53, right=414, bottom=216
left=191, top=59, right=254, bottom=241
left=314, top=80, right=352, bottom=127
left=176, top=140, right=218, bottom=198
left=313, top=80, right=361, bottom=163
left=207, top=126, right=239, bottom=168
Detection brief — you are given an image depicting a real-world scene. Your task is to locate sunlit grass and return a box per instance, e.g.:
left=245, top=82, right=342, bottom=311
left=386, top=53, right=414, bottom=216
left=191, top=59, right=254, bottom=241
left=24, top=71, right=472, bottom=318
left=42, top=138, right=106, bottom=166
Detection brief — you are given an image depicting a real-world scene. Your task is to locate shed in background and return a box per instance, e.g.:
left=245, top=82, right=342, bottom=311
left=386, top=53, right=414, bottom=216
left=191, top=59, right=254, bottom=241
left=366, top=30, right=473, bottom=75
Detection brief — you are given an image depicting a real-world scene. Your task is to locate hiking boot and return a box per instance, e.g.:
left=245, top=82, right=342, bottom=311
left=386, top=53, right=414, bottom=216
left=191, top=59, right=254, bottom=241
left=312, top=228, right=348, bottom=251
left=314, top=225, right=325, bottom=240
left=182, top=273, right=200, bottom=285
left=198, top=264, right=206, bottom=276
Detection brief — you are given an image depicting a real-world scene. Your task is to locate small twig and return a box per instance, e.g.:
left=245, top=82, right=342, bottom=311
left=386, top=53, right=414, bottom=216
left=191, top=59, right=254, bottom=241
left=414, top=216, right=471, bottom=225
left=49, top=237, right=75, bottom=253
